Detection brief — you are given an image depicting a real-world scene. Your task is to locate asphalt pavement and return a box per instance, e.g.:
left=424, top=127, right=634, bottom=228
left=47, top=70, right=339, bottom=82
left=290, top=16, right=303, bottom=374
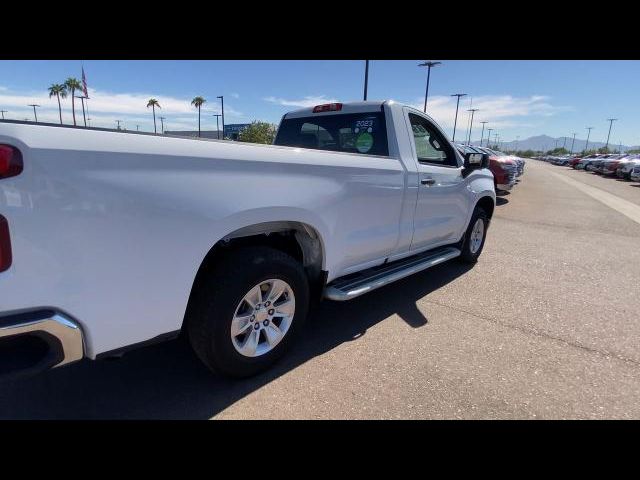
left=1, top=159, right=639, bottom=419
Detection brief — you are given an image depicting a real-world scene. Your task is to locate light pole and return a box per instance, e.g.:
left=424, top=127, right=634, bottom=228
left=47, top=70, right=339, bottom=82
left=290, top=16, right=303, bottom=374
left=479, top=122, right=488, bottom=147
left=570, top=133, right=577, bottom=155
left=136, top=125, right=139, bottom=131
left=363, top=60, right=369, bottom=101
left=418, top=61, right=441, bottom=112
left=28, top=104, right=40, bottom=123
left=75, top=96, right=87, bottom=127
left=554, top=139, right=559, bottom=150
left=159, top=116, right=166, bottom=134
left=466, top=108, right=479, bottom=145
left=486, top=128, right=493, bottom=148
left=217, top=96, right=225, bottom=139
left=585, top=127, right=594, bottom=153
left=116, top=120, right=122, bottom=130
left=605, top=118, right=617, bottom=150
left=450, top=93, right=467, bottom=142
left=0, top=110, right=7, bottom=120
left=213, top=114, right=222, bottom=139
left=515, top=136, right=520, bottom=152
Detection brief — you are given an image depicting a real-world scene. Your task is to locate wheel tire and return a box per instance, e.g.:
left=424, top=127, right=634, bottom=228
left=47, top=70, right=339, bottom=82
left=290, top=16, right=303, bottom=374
left=186, top=246, right=309, bottom=378
left=459, top=207, right=489, bottom=264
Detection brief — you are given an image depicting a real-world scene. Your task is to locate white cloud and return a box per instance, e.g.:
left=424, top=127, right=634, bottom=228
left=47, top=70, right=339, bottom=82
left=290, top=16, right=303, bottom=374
left=0, top=86, right=246, bottom=132
left=401, top=94, right=571, bottom=133
left=264, top=95, right=340, bottom=108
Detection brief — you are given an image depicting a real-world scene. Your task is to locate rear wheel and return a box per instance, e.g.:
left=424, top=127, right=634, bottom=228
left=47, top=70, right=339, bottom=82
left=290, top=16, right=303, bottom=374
left=187, top=246, right=309, bottom=378
left=459, top=207, right=489, bottom=263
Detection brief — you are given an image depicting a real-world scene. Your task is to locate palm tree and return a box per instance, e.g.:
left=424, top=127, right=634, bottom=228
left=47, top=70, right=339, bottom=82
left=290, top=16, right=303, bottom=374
left=64, top=78, right=83, bottom=126
left=147, top=98, right=161, bottom=133
left=191, top=96, right=206, bottom=137
left=48, top=84, right=67, bottom=124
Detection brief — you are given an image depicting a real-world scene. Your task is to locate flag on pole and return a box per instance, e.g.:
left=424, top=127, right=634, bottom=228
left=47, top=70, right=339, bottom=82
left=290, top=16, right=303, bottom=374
left=82, top=67, right=89, bottom=98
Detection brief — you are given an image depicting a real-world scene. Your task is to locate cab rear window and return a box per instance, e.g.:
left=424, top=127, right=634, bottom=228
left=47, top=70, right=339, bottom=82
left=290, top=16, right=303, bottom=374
left=274, top=112, right=389, bottom=156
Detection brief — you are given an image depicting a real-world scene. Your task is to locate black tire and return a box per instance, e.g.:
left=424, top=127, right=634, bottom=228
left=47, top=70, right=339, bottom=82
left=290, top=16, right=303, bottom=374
left=186, top=246, right=309, bottom=378
left=459, top=206, right=489, bottom=263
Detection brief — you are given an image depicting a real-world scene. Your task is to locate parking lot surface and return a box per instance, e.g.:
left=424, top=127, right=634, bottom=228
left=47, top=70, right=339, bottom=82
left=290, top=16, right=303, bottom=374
left=1, top=159, right=640, bottom=419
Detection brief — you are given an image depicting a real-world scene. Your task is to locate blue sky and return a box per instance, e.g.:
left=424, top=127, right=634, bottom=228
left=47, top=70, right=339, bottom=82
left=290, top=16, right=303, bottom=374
left=0, top=60, right=638, bottom=145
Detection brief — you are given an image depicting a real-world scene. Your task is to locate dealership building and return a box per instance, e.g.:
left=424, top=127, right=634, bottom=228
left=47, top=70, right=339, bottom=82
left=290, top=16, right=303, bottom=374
left=165, top=123, right=250, bottom=140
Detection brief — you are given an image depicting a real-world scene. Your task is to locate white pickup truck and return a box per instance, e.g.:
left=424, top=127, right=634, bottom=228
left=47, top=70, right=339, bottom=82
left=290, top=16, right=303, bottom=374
left=0, top=100, right=495, bottom=379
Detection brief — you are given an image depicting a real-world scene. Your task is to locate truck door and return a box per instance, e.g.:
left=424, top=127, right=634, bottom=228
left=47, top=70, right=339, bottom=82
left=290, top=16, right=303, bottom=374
left=404, top=110, right=469, bottom=252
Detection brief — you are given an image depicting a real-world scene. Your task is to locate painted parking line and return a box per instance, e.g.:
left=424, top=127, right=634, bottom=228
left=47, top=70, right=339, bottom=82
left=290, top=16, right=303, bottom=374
left=549, top=170, right=640, bottom=226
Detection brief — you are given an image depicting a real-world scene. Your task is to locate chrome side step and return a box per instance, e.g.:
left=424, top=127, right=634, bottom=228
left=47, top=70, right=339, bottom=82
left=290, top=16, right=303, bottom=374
left=324, top=246, right=461, bottom=301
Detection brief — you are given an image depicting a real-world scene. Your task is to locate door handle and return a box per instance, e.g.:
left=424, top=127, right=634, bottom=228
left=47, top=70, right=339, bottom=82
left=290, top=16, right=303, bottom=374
left=421, top=178, right=436, bottom=186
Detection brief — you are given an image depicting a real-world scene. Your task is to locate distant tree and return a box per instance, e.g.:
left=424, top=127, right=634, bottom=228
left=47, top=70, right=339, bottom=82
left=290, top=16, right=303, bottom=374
left=146, top=98, right=161, bottom=133
left=191, top=96, right=206, bottom=137
left=545, top=147, right=570, bottom=155
left=597, top=146, right=611, bottom=154
left=48, top=83, right=67, bottom=124
left=237, top=121, right=278, bottom=144
left=64, top=77, right=83, bottom=126
left=626, top=148, right=640, bottom=154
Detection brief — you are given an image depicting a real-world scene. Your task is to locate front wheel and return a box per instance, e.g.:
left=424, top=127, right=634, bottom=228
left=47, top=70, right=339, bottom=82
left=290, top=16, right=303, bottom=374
left=459, top=207, right=489, bottom=263
left=187, top=246, right=309, bottom=378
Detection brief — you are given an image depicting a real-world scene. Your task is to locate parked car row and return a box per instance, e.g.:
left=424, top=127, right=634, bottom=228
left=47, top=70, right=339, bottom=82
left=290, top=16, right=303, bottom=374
left=536, top=153, right=640, bottom=181
left=456, top=144, right=525, bottom=192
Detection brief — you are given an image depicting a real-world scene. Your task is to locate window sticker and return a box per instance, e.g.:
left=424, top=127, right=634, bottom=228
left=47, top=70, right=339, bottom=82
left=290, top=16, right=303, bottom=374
left=355, top=132, right=374, bottom=153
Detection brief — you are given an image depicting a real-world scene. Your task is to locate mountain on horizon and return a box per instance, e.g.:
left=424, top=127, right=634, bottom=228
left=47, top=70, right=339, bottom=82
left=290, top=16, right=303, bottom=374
left=472, top=134, right=639, bottom=153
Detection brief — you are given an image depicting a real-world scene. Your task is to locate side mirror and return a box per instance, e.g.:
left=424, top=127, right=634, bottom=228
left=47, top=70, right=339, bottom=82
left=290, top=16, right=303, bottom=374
left=464, top=152, right=489, bottom=170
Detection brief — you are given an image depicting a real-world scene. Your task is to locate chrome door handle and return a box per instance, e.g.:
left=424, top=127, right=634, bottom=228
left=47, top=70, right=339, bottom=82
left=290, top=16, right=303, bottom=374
left=421, top=178, right=436, bottom=186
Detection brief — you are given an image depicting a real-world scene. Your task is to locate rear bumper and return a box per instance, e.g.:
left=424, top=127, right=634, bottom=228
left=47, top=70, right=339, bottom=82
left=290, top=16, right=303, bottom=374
left=0, top=309, right=84, bottom=380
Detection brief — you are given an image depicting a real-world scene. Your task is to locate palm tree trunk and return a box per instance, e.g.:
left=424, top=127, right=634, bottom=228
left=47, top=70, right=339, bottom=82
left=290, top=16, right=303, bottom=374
left=153, top=106, right=157, bottom=133
left=198, top=106, right=201, bottom=137
left=57, top=94, right=62, bottom=124
left=71, top=88, right=77, bottom=126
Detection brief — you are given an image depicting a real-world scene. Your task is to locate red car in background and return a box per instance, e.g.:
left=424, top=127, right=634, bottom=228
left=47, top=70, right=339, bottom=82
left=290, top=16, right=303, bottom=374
left=568, top=156, right=582, bottom=168
left=475, top=147, right=517, bottom=191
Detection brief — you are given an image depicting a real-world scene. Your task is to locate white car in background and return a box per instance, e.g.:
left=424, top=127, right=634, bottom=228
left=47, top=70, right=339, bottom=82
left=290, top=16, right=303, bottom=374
left=616, top=155, right=640, bottom=179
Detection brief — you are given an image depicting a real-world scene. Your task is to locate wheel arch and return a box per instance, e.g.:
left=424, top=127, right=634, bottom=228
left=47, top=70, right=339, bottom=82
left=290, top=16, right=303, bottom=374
left=475, top=195, right=495, bottom=220
left=181, top=220, right=327, bottom=333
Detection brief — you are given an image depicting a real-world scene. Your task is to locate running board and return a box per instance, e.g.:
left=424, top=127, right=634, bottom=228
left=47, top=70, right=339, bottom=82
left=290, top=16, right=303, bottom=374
left=324, top=246, right=461, bottom=301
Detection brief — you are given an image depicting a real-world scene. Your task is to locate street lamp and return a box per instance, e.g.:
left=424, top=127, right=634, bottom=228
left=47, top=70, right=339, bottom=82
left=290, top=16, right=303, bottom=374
left=515, top=135, right=520, bottom=152
left=479, top=121, right=488, bottom=147
left=213, top=114, right=222, bottom=139
left=159, top=116, right=166, bottom=134
left=418, top=61, right=441, bottom=112
left=605, top=118, right=618, bottom=150
left=466, top=108, right=479, bottom=145
left=585, top=127, right=594, bottom=153
left=486, top=128, right=493, bottom=148
left=363, top=60, right=370, bottom=101
left=116, top=120, right=122, bottom=130
left=570, top=133, right=577, bottom=155
left=450, top=93, right=467, bottom=142
left=217, top=96, right=225, bottom=139
left=28, top=104, right=40, bottom=123
left=0, top=110, right=7, bottom=120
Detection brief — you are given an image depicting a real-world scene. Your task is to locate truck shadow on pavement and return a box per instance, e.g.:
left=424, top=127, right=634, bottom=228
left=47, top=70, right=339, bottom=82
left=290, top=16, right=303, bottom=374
left=0, top=261, right=474, bottom=419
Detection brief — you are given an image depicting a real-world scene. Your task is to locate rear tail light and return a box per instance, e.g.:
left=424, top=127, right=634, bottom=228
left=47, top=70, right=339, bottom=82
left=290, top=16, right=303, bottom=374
left=0, top=144, right=23, bottom=179
left=0, top=215, right=11, bottom=273
left=312, top=103, right=343, bottom=113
